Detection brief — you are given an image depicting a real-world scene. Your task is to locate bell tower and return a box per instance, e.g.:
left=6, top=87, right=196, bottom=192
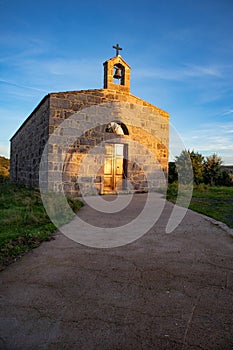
left=103, top=44, right=131, bottom=93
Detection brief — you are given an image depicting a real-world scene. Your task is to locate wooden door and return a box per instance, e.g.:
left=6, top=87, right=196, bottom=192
left=104, top=144, right=127, bottom=193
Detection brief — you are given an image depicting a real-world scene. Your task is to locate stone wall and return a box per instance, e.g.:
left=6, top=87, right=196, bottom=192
left=10, top=88, right=169, bottom=196
left=47, top=89, right=169, bottom=196
left=10, top=96, right=50, bottom=187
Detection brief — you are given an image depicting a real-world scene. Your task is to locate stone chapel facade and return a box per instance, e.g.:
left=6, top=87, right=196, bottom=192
left=10, top=47, right=169, bottom=197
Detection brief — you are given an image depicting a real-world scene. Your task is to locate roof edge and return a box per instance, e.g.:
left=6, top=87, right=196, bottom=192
left=10, top=88, right=169, bottom=141
left=10, top=94, right=50, bottom=141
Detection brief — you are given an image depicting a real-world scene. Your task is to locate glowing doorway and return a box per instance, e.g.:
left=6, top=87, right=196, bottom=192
left=103, top=143, right=128, bottom=193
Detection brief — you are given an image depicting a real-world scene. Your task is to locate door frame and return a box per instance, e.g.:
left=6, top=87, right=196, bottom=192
left=102, top=143, right=128, bottom=194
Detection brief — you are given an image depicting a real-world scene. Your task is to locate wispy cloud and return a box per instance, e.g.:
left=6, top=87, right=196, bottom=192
left=0, top=33, right=49, bottom=63
left=222, top=109, right=233, bottom=116
left=183, top=64, right=222, bottom=78
left=0, top=142, right=10, bottom=158
left=134, top=63, right=223, bottom=81
left=179, top=121, right=233, bottom=164
left=1, top=56, right=102, bottom=93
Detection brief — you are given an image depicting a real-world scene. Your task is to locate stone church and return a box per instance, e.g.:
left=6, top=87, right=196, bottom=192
left=10, top=45, right=169, bottom=197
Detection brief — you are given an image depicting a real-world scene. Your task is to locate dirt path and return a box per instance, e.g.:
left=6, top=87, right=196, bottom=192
left=0, top=194, right=233, bottom=349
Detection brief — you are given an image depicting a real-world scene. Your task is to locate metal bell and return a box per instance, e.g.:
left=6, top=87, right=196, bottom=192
left=113, top=67, right=122, bottom=79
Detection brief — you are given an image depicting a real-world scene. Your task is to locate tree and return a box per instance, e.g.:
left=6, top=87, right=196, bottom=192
left=203, top=153, right=222, bottom=186
left=218, top=170, right=232, bottom=186
left=189, top=150, right=204, bottom=184
left=175, top=150, right=193, bottom=185
left=174, top=149, right=204, bottom=185
left=168, top=162, right=178, bottom=183
left=173, top=150, right=231, bottom=187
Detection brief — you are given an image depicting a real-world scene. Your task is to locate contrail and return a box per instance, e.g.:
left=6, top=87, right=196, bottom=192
left=0, top=79, right=47, bottom=93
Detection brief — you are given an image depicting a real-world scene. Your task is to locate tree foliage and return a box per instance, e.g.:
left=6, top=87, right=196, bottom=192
left=188, top=150, right=204, bottom=184
left=175, top=150, right=193, bottom=185
left=169, top=150, right=232, bottom=186
left=203, top=153, right=222, bottom=186
left=168, top=162, right=178, bottom=184
left=218, top=170, right=232, bottom=186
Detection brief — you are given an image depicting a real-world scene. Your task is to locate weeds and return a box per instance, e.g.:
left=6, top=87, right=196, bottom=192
left=0, top=182, right=83, bottom=269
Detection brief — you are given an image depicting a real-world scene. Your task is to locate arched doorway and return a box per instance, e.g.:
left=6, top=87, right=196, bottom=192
left=103, top=143, right=128, bottom=193
left=104, top=121, right=129, bottom=193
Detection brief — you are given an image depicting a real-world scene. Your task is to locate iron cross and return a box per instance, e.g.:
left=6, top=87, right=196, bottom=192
left=113, top=44, right=122, bottom=56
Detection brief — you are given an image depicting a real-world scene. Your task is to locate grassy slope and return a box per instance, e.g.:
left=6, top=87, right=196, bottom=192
left=0, top=182, right=83, bottom=269
left=190, top=185, right=233, bottom=228
left=167, top=183, right=233, bottom=228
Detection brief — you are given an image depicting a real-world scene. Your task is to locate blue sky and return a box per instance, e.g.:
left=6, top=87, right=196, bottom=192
left=1, top=0, right=233, bottom=164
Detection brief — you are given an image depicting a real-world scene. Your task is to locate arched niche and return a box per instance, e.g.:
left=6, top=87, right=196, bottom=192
left=105, top=121, right=129, bottom=135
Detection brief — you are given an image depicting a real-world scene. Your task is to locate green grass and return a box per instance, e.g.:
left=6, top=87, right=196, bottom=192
left=0, top=182, right=83, bottom=269
left=166, top=183, right=233, bottom=228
